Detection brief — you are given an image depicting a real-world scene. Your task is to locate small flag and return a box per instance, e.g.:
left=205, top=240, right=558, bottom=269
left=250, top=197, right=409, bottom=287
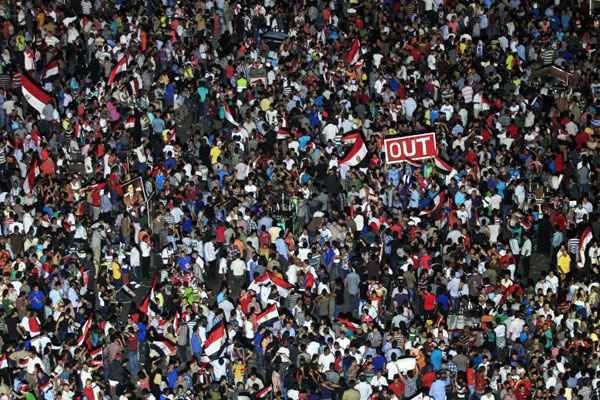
left=419, top=191, right=446, bottom=216
left=23, top=157, right=40, bottom=193
left=139, top=278, right=160, bottom=318
left=89, top=347, right=103, bottom=367
left=223, top=103, right=239, bottom=127
left=151, top=339, right=176, bottom=357
left=248, top=272, right=294, bottom=297
left=25, top=315, right=42, bottom=338
left=125, top=115, right=136, bottom=130
left=254, top=304, right=279, bottom=328
left=578, top=227, right=593, bottom=268
left=203, top=322, right=227, bottom=359
left=42, top=61, right=59, bottom=80
left=21, top=74, right=52, bottom=114
left=107, top=56, right=128, bottom=87
left=39, top=380, right=53, bottom=393
left=0, top=354, right=8, bottom=369
left=337, top=317, right=361, bottom=333
left=344, top=38, right=361, bottom=65
left=256, top=385, right=273, bottom=399
left=76, top=318, right=93, bottom=347
left=339, top=131, right=368, bottom=167
left=276, top=128, right=291, bottom=140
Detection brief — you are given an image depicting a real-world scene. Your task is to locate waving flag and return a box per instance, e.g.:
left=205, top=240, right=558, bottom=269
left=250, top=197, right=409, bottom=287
left=24, top=315, right=42, bottom=338
left=339, top=130, right=368, bottom=167
left=256, top=386, right=273, bottom=399
left=139, top=278, right=160, bottom=318
left=42, top=61, right=59, bottom=80
left=578, top=227, right=593, bottom=268
left=337, top=317, right=361, bottom=333
left=107, top=56, right=128, bottom=87
left=204, top=322, right=227, bottom=359
left=248, top=272, right=293, bottom=297
left=76, top=318, right=93, bottom=347
left=89, top=347, right=103, bottom=367
left=151, top=339, right=176, bottom=357
left=345, top=38, right=361, bottom=65
left=124, top=115, right=136, bottom=130
left=223, top=103, right=239, bottom=127
left=21, top=74, right=52, bottom=114
left=23, top=158, right=40, bottom=193
left=255, top=304, right=279, bottom=328
left=419, top=191, right=446, bottom=216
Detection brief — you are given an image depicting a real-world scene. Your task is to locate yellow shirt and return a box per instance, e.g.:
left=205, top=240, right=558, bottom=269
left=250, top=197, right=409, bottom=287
left=557, top=254, right=571, bottom=274
left=232, top=362, right=245, bottom=383
left=111, top=261, right=122, bottom=280
left=210, top=146, right=221, bottom=164
left=506, top=54, right=514, bottom=71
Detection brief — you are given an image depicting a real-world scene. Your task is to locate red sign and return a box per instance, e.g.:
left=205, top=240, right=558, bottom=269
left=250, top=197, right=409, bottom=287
left=383, top=132, right=438, bottom=164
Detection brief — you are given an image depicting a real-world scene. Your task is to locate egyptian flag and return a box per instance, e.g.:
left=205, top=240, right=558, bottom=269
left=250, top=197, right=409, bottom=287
left=204, top=322, right=227, bottom=359
left=42, top=61, right=59, bottom=80
left=339, top=130, right=368, bottom=168
left=76, top=318, right=93, bottom=347
left=256, top=386, right=273, bottom=399
left=432, top=156, right=455, bottom=174
left=255, top=304, right=279, bottom=328
left=89, top=347, right=103, bottom=367
left=23, top=157, right=40, bottom=193
left=125, top=115, right=136, bottom=130
left=25, top=315, right=42, bottom=338
left=21, top=74, right=52, bottom=114
left=578, top=227, right=593, bottom=268
left=151, top=339, right=177, bottom=357
left=345, top=38, right=361, bottom=65
left=139, top=279, right=160, bottom=318
left=249, top=272, right=293, bottom=297
left=107, top=55, right=128, bottom=87
left=419, top=191, right=446, bottom=216
left=0, top=354, right=7, bottom=369
left=276, top=128, right=291, bottom=140
left=239, top=291, right=255, bottom=315
left=121, top=281, right=140, bottom=302
left=223, top=102, right=240, bottom=127
left=31, top=127, right=42, bottom=147
left=39, top=380, right=53, bottom=394
left=337, top=317, right=361, bottom=333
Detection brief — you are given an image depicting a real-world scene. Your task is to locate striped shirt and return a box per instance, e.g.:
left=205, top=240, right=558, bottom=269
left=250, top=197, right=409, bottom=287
left=568, top=237, right=580, bottom=257
left=0, top=74, right=11, bottom=90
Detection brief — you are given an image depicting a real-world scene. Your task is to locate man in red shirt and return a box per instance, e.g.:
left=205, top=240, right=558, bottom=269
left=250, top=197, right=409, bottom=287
left=422, top=286, right=437, bottom=321
left=388, top=374, right=405, bottom=398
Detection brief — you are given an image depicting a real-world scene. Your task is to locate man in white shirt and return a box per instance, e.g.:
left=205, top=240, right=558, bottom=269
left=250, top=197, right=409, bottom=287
left=318, top=347, right=335, bottom=372
left=355, top=376, right=373, bottom=400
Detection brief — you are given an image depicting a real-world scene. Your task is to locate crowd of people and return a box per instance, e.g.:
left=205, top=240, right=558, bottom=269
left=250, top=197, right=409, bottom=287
left=0, top=0, right=600, bottom=399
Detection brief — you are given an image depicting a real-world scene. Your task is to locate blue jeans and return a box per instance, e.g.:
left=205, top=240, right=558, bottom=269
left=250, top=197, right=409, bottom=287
left=128, top=351, right=140, bottom=377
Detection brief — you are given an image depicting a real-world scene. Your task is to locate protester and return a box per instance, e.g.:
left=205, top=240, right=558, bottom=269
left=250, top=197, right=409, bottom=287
left=0, top=0, right=599, bottom=400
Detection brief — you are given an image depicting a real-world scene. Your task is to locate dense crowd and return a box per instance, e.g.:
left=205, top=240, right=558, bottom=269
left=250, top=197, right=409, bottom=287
left=0, top=0, right=599, bottom=399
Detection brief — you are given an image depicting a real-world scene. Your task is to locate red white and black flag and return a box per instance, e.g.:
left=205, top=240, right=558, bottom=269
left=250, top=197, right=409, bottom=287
left=254, top=304, right=279, bottom=328
left=151, top=339, right=177, bottom=357
left=345, top=38, right=361, bottom=65
left=203, top=321, right=227, bottom=359
left=21, top=74, right=52, bottom=114
left=419, top=191, right=446, bottom=216
left=107, top=55, right=128, bottom=87
left=42, top=61, right=59, bottom=80
left=578, top=227, right=593, bottom=268
left=339, top=130, right=368, bottom=168
left=223, top=102, right=240, bottom=127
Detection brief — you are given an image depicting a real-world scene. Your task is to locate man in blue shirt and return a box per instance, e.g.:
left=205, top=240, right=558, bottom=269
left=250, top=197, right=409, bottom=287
left=28, top=286, right=45, bottom=312
left=429, top=372, right=451, bottom=400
